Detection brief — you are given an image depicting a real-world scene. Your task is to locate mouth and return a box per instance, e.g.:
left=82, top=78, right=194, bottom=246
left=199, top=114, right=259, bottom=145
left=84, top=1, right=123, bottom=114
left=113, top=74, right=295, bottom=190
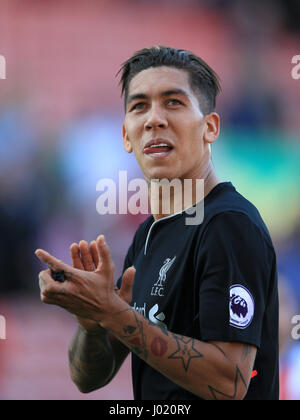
left=143, top=139, right=174, bottom=158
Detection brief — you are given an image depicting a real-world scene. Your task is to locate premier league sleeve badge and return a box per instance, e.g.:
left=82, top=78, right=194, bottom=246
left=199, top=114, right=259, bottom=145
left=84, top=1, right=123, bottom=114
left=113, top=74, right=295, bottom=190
left=229, top=285, right=255, bottom=329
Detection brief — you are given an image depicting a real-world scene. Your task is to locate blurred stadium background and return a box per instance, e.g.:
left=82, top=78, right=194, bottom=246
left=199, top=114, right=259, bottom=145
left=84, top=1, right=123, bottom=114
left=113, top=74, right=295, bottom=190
left=0, top=0, right=299, bottom=400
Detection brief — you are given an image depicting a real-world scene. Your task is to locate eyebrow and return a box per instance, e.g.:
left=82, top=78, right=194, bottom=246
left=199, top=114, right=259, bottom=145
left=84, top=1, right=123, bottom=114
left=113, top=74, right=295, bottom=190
left=127, top=89, right=190, bottom=105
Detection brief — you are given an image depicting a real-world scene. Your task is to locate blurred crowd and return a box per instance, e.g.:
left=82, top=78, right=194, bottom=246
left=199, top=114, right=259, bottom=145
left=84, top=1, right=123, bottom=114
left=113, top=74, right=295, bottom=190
left=0, top=0, right=299, bottom=400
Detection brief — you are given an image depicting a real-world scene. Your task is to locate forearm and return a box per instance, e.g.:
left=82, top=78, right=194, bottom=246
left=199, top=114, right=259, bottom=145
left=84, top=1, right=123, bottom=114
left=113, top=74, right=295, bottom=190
left=101, top=303, right=249, bottom=400
left=68, top=325, right=116, bottom=393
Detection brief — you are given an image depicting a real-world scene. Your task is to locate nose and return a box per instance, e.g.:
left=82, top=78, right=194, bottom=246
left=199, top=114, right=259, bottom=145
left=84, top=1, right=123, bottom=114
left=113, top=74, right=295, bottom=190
left=144, top=104, right=168, bottom=131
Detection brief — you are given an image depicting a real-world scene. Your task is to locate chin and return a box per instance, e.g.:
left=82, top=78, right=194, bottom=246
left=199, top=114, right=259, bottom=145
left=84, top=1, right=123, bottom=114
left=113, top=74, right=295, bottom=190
left=146, top=168, right=179, bottom=181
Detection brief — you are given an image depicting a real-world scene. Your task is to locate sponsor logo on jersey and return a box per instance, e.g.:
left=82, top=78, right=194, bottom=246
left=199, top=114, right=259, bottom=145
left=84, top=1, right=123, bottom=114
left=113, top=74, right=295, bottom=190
left=132, top=302, right=146, bottom=317
left=132, top=302, right=167, bottom=330
left=151, top=256, right=176, bottom=297
left=229, top=285, right=254, bottom=329
left=149, top=304, right=167, bottom=329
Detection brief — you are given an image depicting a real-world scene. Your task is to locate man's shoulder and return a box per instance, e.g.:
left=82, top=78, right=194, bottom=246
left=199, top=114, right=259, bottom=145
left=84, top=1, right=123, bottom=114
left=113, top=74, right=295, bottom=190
left=205, top=182, right=265, bottom=225
left=200, top=182, right=274, bottom=247
left=205, top=182, right=258, bottom=215
left=135, top=214, right=154, bottom=235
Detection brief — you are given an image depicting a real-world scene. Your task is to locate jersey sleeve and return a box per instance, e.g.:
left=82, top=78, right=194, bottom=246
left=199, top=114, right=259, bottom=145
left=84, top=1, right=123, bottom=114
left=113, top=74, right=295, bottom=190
left=195, top=211, right=275, bottom=349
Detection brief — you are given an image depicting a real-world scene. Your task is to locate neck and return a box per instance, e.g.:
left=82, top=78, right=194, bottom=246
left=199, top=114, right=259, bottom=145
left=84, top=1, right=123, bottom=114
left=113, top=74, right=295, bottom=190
left=149, top=161, right=221, bottom=221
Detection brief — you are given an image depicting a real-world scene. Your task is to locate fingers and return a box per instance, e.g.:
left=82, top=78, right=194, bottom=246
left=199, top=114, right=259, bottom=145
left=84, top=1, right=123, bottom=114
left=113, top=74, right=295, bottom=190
left=38, top=269, right=66, bottom=304
left=35, top=249, right=70, bottom=273
left=96, top=235, right=114, bottom=274
left=89, top=241, right=100, bottom=268
left=70, top=243, right=84, bottom=270
left=35, top=249, right=78, bottom=290
left=78, top=241, right=95, bottom=272
left=70, top=240, right=100, bottom=272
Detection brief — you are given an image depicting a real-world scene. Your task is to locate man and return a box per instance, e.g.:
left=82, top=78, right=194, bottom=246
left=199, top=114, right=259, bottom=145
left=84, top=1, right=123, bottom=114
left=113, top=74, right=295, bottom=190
left=36, top=46, right=279, bottom=400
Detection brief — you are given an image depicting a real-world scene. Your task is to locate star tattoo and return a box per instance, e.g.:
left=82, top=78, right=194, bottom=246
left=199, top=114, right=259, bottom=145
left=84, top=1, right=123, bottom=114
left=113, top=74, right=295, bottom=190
left=168, top=335, right=203, bottom=372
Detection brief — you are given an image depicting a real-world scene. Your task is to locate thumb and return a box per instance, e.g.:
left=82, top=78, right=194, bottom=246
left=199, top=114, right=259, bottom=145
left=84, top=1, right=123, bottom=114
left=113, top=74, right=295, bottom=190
left=118, top=266, right=136, bottom=304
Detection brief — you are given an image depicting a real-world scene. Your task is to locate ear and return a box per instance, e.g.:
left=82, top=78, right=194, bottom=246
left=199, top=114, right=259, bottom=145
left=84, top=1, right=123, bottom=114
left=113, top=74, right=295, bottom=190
left=203, top=112, right=220, bottom=145
left=122, top=123, right=133, bottom=153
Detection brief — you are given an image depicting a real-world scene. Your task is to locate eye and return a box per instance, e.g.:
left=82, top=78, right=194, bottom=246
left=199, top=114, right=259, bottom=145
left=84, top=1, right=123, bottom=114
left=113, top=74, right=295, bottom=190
left=131, top=102, right=146, bottom=111
left=167, top=99, right=183, bottom=106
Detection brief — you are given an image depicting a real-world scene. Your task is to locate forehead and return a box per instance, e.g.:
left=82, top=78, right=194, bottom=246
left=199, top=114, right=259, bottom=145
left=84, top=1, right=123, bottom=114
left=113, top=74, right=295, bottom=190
left=128, top=66, right=192, bottom=97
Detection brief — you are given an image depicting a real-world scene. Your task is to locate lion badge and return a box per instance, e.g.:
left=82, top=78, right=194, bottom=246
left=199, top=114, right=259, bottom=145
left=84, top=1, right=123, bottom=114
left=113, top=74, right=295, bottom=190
left=229, top=285, right=254, bottom=329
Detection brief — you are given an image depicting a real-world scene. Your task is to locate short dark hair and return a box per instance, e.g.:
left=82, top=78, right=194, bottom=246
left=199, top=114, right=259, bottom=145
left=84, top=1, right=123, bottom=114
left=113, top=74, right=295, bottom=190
left=117, top=46, right=221, bottom=115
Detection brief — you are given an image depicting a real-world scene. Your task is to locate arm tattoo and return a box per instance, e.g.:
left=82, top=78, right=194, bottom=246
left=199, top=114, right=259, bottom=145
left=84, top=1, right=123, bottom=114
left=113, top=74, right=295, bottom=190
left=208, top=365, right=248, bottom=400
left=115, top=308, right=204, bottom=372
left=168, top=335, right=203, bottom=372
left=146, top=317, right=169, bottom=336
left=119, top=309, right=148, bottom=360
left=68, top=326, right=114, bottom=390
left=151, top=337, right=168, bottom=357
left=105, top=307, right=253, bottom=399
left=242, top=344, right=252, bottom=361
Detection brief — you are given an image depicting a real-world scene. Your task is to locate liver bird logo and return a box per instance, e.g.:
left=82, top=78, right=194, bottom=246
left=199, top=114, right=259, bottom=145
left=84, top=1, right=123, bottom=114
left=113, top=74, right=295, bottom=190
left=154, top=256, right=176, bottom=287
